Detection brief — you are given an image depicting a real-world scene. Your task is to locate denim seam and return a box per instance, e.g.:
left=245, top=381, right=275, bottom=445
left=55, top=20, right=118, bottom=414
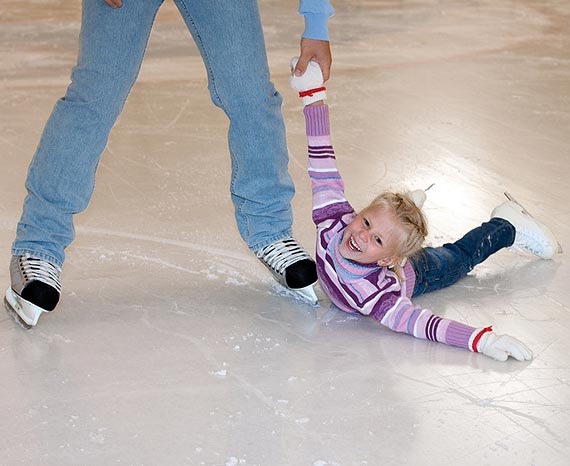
left=174, top=0, right=226, bottom=111
left=109, top=0, right=166, bottom=123
left=173, top=1, right=251, bottom=243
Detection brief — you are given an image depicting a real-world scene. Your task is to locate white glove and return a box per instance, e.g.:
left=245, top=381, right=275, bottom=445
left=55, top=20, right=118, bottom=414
left=290, top=57, right=327, bottom=106
left=477, top=331, right=533, bottom=362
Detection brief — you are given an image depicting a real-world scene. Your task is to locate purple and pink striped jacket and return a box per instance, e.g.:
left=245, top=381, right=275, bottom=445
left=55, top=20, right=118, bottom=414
left=304, top=105, right=480, bottom=351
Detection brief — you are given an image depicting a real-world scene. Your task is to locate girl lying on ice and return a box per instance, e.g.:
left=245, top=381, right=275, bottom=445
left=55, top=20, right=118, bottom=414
left=290, top=58, right=561, bottom=361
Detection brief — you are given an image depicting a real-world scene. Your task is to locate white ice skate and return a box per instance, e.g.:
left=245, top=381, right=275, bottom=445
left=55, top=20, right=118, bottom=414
left=256, top=237, right=318, bottom=305
left=4, top=255, right=62, bottom=328
left=491, top=192, right=562, bottom=259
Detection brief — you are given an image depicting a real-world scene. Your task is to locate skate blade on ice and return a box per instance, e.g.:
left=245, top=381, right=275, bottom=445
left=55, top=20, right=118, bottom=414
left=503, top=191, right=563, bottom=254
left=273, top=283, right=319, bottom=305
left=4, top=287, right=45, bottom=329
left=290, top=284, right=319, bottom=305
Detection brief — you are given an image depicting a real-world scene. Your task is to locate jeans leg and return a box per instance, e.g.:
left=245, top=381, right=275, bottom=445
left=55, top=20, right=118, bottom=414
left=173, top=0, right=294, bottom=251
left=410, top=218, right=515, bottom=298
left=12, top=0, right=164, bottom=267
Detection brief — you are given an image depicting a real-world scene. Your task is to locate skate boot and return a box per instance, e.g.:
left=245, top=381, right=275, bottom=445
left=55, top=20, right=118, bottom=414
left=290, top=57, right=327, bottom=106
left=491, top=192, right=562, bottom=260
left=256, top=237, right=318, bottom=304
left=4, top=254, right=62, bottom=328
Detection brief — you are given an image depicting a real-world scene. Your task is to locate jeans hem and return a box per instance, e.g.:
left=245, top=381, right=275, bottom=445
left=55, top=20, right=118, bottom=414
left=11, top=249, right=63, bottom=269
left=251, top=230, right=294, bottom=253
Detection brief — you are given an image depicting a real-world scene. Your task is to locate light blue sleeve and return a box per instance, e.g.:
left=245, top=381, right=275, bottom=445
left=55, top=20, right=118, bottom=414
left=299, top=0, right=334, bottom=41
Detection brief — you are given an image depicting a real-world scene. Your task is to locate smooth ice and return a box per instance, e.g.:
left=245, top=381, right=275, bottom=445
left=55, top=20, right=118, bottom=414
left=1, top=1, right=569, bottom=465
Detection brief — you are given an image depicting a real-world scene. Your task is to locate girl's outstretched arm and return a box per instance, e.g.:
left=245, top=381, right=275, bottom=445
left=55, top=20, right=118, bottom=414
left=372, top=293, right=479, bottom=351
left=369, top=292, right=532, bottom=361
left=304, top=104, right=355, bottom=226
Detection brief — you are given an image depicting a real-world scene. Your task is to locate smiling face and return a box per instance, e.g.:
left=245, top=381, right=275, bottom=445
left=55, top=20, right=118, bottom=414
left=339, top=205, right=404, bottom=266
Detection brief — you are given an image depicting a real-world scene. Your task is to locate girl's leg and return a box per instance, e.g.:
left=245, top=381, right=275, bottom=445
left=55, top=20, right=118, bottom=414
left=173, top=0, right=295, bottom=251
left=410, top=217, right=515, bottom=298
left=12, top=0, right=164, bottom=268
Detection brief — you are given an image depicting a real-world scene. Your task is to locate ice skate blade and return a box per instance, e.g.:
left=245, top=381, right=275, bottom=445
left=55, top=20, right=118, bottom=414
left=290, top=284, right=319, bottom=305
left=4, top=287, right=44, bottom=328
left=4, top=296, right=32, bottom=329
left=503, top=192, right=532, bottom=216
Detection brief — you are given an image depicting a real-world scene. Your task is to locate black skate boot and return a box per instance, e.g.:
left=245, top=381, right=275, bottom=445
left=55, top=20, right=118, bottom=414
left=4, top=255, right=61, bottom=328
left=256, top=237, right=318, bottom=304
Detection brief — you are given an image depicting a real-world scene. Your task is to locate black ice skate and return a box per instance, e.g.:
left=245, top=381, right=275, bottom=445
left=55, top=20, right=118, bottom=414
left=256, top=237, right=318, bottom=304
left=4, top=255, right=62, bottom=328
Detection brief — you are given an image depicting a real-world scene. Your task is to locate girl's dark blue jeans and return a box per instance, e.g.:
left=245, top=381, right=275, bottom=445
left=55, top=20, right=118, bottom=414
left=410, top=218, right=515, bottom=298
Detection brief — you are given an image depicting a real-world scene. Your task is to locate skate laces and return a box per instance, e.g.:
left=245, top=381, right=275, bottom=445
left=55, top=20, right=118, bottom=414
left=511, top=206, right=554, bottom=255
left=18, top=255, right=62, bottom=293
left=256, top=238, right=311, bottom=275
left=514, top=231, right=551, bottom=256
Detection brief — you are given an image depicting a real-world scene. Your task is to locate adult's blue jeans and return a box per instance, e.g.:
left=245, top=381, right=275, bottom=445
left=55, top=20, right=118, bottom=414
left=13, top=0, right=294, bottom=268
left=410, top=218, right=516, bottom=297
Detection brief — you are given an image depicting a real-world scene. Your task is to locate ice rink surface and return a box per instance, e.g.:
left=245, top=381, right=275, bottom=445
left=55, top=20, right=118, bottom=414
left=1, top=1, right=569, bottom=465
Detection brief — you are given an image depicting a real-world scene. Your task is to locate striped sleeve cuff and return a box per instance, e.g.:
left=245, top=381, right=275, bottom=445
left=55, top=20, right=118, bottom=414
left=304, top=104, right=330, bottom=136
left=445, top=321, right=478, bottom=349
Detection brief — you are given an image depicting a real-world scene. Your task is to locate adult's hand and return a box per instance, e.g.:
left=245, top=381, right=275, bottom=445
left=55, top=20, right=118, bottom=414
left=103, top=0, right=123, bottom=8
left=293, top=38, right=332, bottom=82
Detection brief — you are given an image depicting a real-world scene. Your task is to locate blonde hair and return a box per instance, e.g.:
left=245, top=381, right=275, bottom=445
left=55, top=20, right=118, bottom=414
left=365, top=191, right=428, bottom=277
